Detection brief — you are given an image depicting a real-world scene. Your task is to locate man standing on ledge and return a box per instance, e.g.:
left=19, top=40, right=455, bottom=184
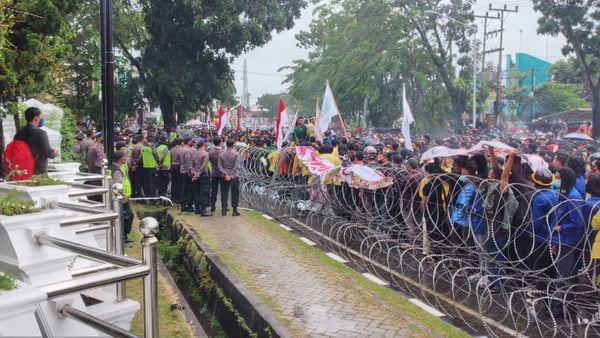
left=218, top=139, right=242, bottom=216
left=14, top=107, right=58, bottom=174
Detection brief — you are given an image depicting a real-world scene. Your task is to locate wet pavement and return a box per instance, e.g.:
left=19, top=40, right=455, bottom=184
left=178, top=208, right=471, bottom=337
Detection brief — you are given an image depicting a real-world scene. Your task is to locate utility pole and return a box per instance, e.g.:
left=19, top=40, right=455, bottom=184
left=242, top=59, right=249, bottom=107
left=474, top=11, right=499, bottom=123
left=475, top=12, right=499, bottom=72
left=488, top=4, right=518, bottom=124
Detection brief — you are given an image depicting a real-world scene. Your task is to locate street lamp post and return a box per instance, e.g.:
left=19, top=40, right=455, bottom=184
left=424, top=10, right=478, bottom=127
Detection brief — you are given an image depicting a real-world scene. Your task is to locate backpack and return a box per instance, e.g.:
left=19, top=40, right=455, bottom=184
left=4, top=140, right=37, bottom=181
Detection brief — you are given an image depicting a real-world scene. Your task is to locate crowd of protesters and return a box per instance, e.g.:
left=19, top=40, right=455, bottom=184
left=67, top=116, right=600, bottom=319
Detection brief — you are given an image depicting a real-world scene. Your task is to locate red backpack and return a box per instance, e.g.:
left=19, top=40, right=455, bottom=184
left=4, top=140, right=37, bottom=181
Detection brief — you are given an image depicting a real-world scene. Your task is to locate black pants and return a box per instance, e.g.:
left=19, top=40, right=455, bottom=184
left=171, top=165, right=180, bottom=201
left=157, top=170, right=171, bottom=197
left=122, top=202, right=133, bottom=236
left=179, top=174, right=193, bottom=209
left=221, top=177, right=240, bottom=210
left=193, top=174, right=211, bottom=210
left=130, top=167, right=142, bottom=198
left=140, top=167, right=157, bottom=197
left=86, top=166, right=103, bottom=202
left=210, top=176, right=224, bottom=208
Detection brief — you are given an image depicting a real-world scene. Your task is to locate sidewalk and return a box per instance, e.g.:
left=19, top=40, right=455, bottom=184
left=177, top=208, right=470, bottom=337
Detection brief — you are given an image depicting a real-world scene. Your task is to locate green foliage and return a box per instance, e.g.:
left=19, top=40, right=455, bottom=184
left=534, top=82, right=590, bottom=117
left=285, top=0, right=478, bottom=130
left=14, top=174, right=66, bottom=186
left=60, top=108, right=77, bottom=162
left=0, top=189, right=44, bottom=216
left=138, top=0, right=308, bottom=129
left=533, top=0, right=600, bottom=137
left=256, top=93, right=292, bottom=121
left=0, top=272, right=18, bottom=291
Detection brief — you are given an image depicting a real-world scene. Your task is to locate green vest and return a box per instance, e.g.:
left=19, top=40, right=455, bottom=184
left=156, top=144, right=171, bottom=167
left=107, top=163, right=132, bottom=197
left=140, top=145, right=158, bottom=168
left=169, top=132, right=177, bottom=143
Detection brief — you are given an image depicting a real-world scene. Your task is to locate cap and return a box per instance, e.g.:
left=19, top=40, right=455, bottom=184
left=196, top=138, right=205, bottom=147
left=183, top=136, right=193, bottom=143
left=75, top=134, right=84, bottom=141
left=94, top=131, right=104, bottom=139
left=112, top=151, right=125, bottom=162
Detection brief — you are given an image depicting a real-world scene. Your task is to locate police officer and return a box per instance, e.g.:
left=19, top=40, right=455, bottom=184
left=179, top=136, right=195, bottom=212
left=139, top=135, right=158, bottom=197
left=191, top=138, right=212, bottom=216
left=155, top=136, right=171, bottom=197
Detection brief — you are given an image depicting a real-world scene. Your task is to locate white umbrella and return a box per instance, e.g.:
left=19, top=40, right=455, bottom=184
left=563, top=132, right=593, bottom=141
left=421, top=146, right=460, bottom=160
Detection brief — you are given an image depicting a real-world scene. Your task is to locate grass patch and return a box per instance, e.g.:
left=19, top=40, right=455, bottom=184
left=124, top=207, right=195, bottom=337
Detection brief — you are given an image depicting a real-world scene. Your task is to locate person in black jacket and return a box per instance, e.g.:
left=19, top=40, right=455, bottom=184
left=13, top=107, right=57, bottom=174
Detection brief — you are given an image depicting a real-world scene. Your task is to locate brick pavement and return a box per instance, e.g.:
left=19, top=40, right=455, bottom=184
left=182, top=209, right=468, bottom=337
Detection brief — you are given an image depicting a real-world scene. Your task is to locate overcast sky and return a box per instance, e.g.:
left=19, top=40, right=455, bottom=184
left=231, top=1, right=567, bottom=105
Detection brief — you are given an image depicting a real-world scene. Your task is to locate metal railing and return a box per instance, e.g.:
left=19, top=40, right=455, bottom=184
left=29, top=162, right=160, bottom=338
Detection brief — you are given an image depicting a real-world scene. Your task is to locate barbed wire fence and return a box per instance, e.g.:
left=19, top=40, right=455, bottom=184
left=236, top=146, right=600, bottom=337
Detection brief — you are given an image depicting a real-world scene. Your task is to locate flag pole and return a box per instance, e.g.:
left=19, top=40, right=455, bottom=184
left=337, top=110, right=349, bottom=140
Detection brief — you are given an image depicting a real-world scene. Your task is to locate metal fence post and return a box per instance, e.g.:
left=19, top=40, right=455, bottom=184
left=140, top=217, right=159, bottom=338
left=112, top=183, right=126, bottom=302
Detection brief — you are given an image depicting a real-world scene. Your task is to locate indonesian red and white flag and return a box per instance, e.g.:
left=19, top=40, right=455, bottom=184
left=275, top=99, right=288, bottom=150
left=217, top=106, right=231, bottom=135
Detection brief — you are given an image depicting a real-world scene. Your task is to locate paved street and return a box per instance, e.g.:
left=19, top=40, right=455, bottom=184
left=179, top=208, right=470, bottom=337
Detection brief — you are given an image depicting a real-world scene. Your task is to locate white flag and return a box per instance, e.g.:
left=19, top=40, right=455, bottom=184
left=319, top=80, right=339, bottom=138
left=402, top=84, right=414, bottom=151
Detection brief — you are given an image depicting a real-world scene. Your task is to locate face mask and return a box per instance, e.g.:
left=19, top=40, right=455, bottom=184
left=38, top=118, right=45, bottom=128
left=377, top=159, right=386, bottom=164
left=458, top=176, right=468, bottom=183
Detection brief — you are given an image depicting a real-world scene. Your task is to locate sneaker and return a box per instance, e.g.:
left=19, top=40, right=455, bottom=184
left=200, top=211, right=213, bottom=217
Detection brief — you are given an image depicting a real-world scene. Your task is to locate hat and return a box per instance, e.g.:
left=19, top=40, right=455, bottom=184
left=94, top=131, right=104, bottom=139
left=531, top=168, right=553, bottom=186
left=196, top=138, right=205, bottom=147
left=75, top=134, right=85, bottom=141
left=183, top=136, right=193, bottom=143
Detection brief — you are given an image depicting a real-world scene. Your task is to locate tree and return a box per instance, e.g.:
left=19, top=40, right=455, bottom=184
left=137, top=0, right=307, bottom=129
left=256, top=93, right=290, bottom=121
left=533, top=82, right=589, bottom=117
left=285, top=0, right=478, bottom=131
left=533, top=0, right=600, bottom=138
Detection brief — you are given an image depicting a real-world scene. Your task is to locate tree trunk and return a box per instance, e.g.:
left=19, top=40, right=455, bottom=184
left=160, top=94, right=175, bottom=130
left=592, top=86, right=600, bottom=139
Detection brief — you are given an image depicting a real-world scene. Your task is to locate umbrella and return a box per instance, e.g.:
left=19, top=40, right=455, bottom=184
left=521, top=153, right=549, bottom=172
left=563, top=132, right=593, bottom=141
left=421, top=146, right=458, bottom=160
